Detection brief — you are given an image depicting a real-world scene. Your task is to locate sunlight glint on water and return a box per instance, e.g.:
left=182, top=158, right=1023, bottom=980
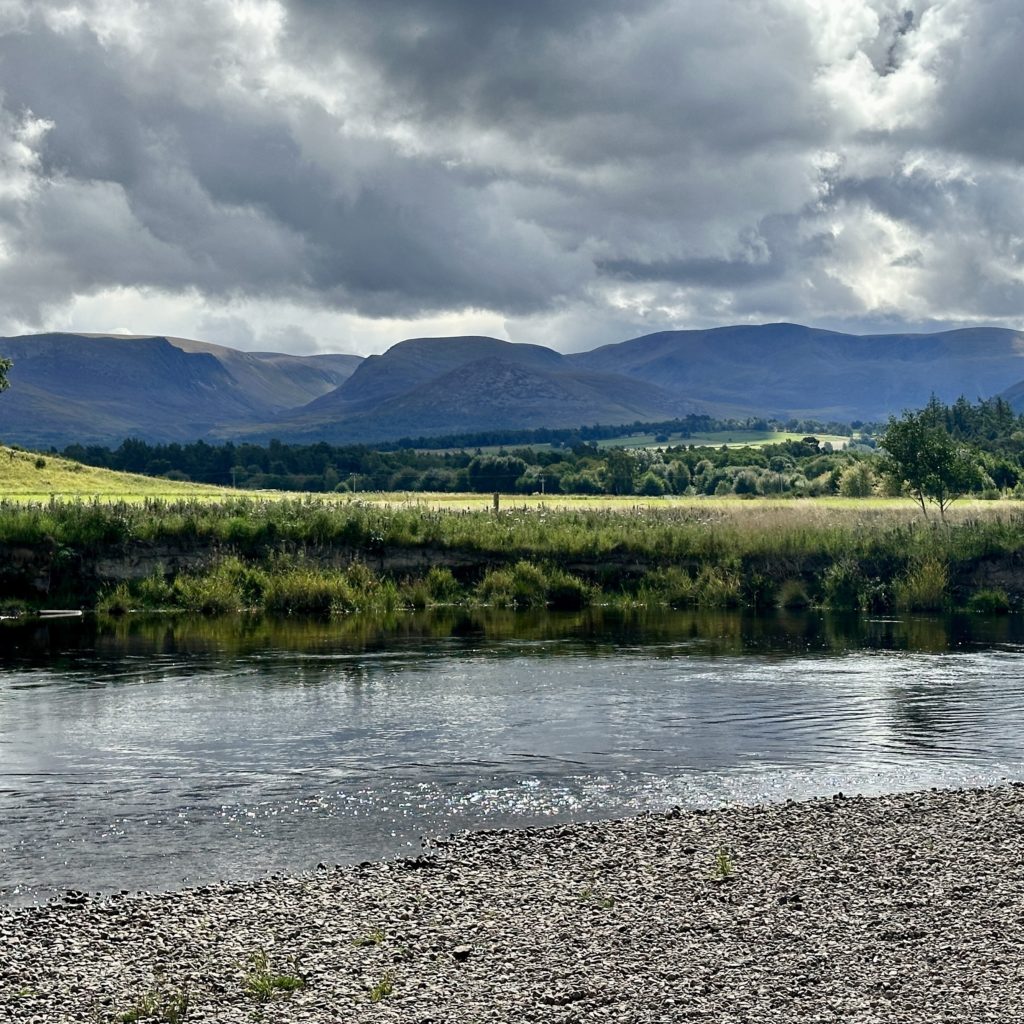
left=1, top=611, right=1023, bottom=903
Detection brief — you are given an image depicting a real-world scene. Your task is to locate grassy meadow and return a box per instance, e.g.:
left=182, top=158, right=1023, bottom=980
left=0, top=445, right=236, bottom=500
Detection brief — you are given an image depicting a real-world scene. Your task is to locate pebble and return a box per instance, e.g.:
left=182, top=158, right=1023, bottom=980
left=1, top=784, right=1023, bottom=1021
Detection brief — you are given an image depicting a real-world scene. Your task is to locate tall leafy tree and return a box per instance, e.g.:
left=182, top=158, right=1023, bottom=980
left=0, top=356, right=10, bottom=395
left=881, top=409, right=982, bottom=520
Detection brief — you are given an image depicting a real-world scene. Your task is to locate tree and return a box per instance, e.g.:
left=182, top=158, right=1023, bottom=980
left=0, top=356, right=10, bottom=394
left=467, top=454, right=527, bottom=493
left=839, top=460, right=875, bottom=498
left=602, top=448, right=636, bottom=495
left=881, top=409, right=982, bottom=520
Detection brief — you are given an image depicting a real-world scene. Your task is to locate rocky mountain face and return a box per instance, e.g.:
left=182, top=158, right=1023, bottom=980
left=1, top=324, right=1023, bottom=447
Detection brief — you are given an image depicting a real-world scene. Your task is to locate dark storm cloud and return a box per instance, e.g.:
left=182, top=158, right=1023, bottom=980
left=0, top=0, right=1023, bottom=347
left=598, top=256, right=783, bottom=287
left=0, top=5, right=588, bottom=320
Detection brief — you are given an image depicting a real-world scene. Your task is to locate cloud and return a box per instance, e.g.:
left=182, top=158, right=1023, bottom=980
left=0, top=0, right=1022, bottom=353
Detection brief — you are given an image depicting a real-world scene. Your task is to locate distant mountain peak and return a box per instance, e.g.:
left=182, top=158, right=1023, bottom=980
left=2, top=323, right=1023, bottom=446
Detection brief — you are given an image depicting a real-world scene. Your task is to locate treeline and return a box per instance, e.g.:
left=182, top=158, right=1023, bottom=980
left=55, top=397, right=1024, bottom=498
left=60, top=433, right=876, bottom=496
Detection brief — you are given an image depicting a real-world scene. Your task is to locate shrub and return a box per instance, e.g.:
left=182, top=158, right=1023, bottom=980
left=425, top=566, right=462, bottom=603
left=839, top=461, right=875, bottom=498
left=544, top=568, right=593, bottom=610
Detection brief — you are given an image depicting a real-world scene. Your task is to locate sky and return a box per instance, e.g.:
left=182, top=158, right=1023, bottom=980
left=0, top=0, right=1022, bottom=355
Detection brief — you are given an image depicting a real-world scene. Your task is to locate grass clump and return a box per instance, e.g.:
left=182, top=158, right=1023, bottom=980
left=713, top=845, right=735, bottom=881
left=368, top=972, right=395, bottom=1003
left=967, top=588, right=1011, bottom=614
left=117, top=987, right=189, bottom=1023
left=408, top=566, right=463, bottom=609
left=352, top=927, right=386, bottom=948
left=579, top=887, right=617, bottom=909
left=477, top=560, right=592, bottom=610
left=242, top=949, right=306, bottom=1002
left=820, top=561, right=866, bottom=610
left=894, top=556, right=949, bottom=612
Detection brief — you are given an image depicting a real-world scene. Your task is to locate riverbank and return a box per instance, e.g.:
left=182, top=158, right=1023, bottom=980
left=2, top=496, right=1024, bottom=614
left=2, top=785, right=1022, bottom=1022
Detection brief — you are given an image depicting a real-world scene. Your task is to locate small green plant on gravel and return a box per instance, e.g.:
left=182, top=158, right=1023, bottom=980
left=578, top=886, right=616, bottom=909
left=352, top=927, right=386, bottom=947
left=368, top=972, right=395, bottom=1003
left=117, top=987, right=189, bottom=1023
left=713, top=845, right=734, bottom=881
left=242, top=950, right=306, bottom=1002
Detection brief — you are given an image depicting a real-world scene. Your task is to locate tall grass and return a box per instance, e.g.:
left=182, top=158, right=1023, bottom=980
left=5, top=497, right=1024, bottom=613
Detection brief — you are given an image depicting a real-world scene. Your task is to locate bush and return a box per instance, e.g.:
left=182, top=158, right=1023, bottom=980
left=477, top=568, right=516, bottom=607
left=544, top=568, right=592, bottom=610
left=637, top=471, right=667, bottom=496
left=839, top=462, right=875, bottom=498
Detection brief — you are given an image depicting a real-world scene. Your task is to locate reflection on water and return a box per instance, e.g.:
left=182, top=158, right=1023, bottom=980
left=1, top=608, right=1023, bottom=904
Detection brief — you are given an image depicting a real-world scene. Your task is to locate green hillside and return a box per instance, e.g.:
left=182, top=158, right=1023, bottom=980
left=0, top=446, right=236, bottom=499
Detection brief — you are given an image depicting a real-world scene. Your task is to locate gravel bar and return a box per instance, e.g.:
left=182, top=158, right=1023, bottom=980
left=2, top=784, right=1023, bottom=1023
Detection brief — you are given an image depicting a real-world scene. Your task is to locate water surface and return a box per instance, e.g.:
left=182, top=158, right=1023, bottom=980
left=2, top=609, right=1023, bottom=904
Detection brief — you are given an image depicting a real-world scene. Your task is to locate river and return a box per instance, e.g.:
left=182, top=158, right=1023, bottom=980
left=2, top=608, right=1023, bottom=904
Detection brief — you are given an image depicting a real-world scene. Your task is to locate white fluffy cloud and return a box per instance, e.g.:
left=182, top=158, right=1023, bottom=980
left=0, top=0, right=1021, bottom=353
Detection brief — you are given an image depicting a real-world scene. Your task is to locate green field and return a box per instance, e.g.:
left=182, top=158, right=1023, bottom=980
left=419, top=429, right=854, bottom=455
left=595, top=430, right=852, bottom=450
left=0, top=445, right=237, bottom=500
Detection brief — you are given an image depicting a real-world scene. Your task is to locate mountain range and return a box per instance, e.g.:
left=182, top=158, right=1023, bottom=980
left=2, top=324, right=1024, bottom=448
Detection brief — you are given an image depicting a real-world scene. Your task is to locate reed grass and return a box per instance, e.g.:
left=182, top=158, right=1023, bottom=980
left=5, top=496, right=1024, bottom=614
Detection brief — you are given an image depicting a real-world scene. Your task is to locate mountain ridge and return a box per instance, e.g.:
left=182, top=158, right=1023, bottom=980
left=2, top=324, right=1024, bottom=447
